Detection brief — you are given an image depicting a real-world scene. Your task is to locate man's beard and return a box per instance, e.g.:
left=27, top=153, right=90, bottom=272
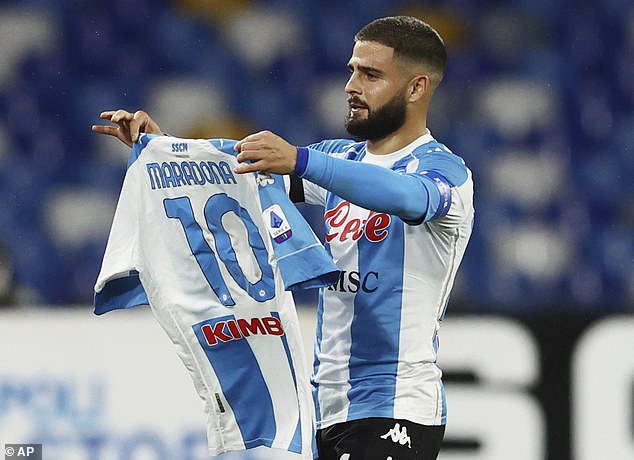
left=345, top=87, right=408, bottom=142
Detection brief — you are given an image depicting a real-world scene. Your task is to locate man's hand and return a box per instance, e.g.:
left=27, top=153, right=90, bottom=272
left=91, top=110, right=163, bottom=147
left=234, top=130, right=297, bottom=175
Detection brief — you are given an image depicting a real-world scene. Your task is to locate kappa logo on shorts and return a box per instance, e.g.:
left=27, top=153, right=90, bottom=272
left=339, top=454, right=350, bottom=460
left=380, top=422, right=412, bottom=449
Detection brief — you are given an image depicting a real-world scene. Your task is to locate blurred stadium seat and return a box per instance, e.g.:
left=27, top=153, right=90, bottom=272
left=0, top=0, right=632, bottom=311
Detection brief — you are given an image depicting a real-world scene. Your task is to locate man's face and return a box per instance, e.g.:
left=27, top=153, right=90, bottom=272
left=344, top=40, right=410, bottom=141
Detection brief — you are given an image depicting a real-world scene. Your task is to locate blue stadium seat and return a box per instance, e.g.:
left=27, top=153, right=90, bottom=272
left=0, top=0, right=631, bottom=310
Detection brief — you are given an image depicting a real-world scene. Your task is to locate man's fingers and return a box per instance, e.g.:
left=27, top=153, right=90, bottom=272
left=235, top=151, right=249, bottom=163
left=91, top=125, right=119, bottom=137
left=95, top=109, right=161, bottom=147
left=99, top=111, right=117, bottom=120
left=91, top=124, right=133, bottom=147
left=234, top=137, right=253, bottom=152
left=236, top=141, right=272, bottom=159
left=235, top=131, right=271, bottom=151
left=110, top=109, right=134, bottom=124
left=234, top=160, right=264, bottom=174
left=236, top=141, right=258, bottom=156
left=235, top=148, right=265, bottom=164
left=128, top=111, right=148, bottom=143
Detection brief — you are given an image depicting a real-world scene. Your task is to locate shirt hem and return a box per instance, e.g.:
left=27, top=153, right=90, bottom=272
left=317, top=410, right=446, bottom=430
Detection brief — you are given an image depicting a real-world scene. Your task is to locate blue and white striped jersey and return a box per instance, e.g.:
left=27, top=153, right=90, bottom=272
left=94, top=135, right=338, bottom=459
left=301, top=131, right=474, bottom=429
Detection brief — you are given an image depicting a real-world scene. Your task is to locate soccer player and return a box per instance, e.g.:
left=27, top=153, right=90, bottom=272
left=94, top=16, right=474, bottom=460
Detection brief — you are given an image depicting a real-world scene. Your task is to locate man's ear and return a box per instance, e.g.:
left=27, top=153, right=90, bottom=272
left=408, top=74, right=430, bottom=103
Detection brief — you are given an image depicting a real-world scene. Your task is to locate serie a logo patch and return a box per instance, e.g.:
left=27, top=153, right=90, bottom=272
left=263, top=204, right=292, bottom=243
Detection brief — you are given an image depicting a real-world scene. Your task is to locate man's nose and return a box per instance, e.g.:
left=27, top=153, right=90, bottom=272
left=344, top=72, right=361, bottom=95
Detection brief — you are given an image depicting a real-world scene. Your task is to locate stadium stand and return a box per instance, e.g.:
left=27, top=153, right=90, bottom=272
left=0, top=0, right=632, bottom=311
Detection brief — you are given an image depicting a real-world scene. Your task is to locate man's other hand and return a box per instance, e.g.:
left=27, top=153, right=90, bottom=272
left=234, top=130, right=297, bottom=175
left=91, top=110, right=163, bottom=147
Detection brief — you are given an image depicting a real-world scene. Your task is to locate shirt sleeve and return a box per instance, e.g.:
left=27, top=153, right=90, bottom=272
left=258, top=174, right=340, bottom=291
left=299, top=139, right=360, bottom=207
left=93, top=149, right=149, bottom=315
left=298, top=147, right=465, bottom=225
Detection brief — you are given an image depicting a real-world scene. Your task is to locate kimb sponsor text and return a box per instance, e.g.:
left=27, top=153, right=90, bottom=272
left=196, top=315, right=285, bottom=347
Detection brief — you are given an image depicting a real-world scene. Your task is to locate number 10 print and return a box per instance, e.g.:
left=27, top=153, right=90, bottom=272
left=164, top=194, right=276, bottom=307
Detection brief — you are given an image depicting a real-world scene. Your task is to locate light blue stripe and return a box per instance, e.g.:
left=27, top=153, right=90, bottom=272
left=208, top=138, right=239, bottom=156
left=312, top=292, right=325, bottom=424
left=346, top=218, right=404, bottom=420
left=192, top=314, right=277, bottom=448
left=289, top=420, right=302, bottom=455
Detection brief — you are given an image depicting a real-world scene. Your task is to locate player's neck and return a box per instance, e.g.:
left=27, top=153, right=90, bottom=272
left=366, top=119, right=428, bottom=155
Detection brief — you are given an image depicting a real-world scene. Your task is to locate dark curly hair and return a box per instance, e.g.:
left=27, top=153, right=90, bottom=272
left=355, top=16, right=447, bottom=82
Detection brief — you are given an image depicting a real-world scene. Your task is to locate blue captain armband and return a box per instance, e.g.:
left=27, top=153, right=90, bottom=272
left=420, top=170, right=452, bottom=219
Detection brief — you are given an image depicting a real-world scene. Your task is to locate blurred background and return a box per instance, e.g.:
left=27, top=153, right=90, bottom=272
left=0, top=0, right=632, bottom=459
left=0, top=0, right=632, bottom=310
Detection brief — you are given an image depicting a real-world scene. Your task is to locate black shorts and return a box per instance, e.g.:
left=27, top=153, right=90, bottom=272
left=316, top=417, right=445, bottom=460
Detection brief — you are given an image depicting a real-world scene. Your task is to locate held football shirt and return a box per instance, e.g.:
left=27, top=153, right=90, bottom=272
left=300, top=132, right=475, bottom=429
left=94, top=135, right=338, bottom=459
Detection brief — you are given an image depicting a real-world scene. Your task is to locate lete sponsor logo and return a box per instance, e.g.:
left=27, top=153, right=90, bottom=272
left=324, top=201, right=391, bottom=243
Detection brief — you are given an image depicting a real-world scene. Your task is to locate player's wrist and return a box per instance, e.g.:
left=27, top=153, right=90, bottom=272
left=294, top=146, right=309, bottom=176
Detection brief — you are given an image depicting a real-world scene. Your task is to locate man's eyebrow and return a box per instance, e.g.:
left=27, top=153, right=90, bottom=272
left=348, top=63, right=384, bottom=75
